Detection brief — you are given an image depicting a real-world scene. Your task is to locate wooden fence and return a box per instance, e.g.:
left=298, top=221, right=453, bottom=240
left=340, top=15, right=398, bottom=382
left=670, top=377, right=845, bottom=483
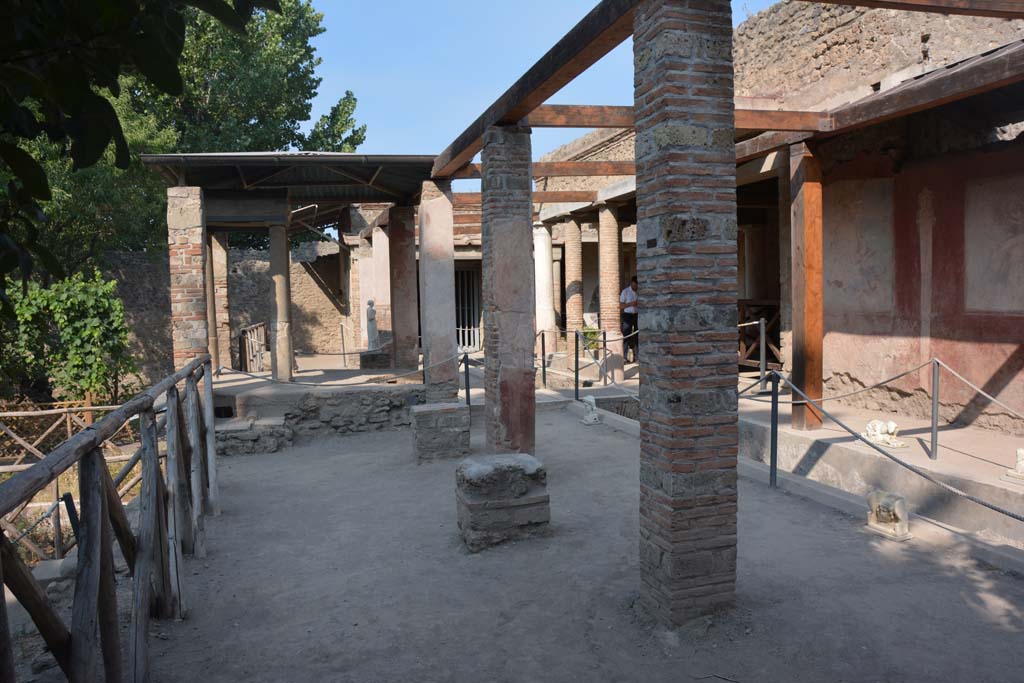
left=0, top=355, right=219, bottom=682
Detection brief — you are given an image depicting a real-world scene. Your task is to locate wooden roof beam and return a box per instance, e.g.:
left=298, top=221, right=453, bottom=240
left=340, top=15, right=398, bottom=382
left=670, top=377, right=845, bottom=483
left=524, top=104, right=830, bottom=132
left=802, top=0, right=1024, bottom=19
left=452, top=161, right=637, bottom=179
left=453, top=191, right=598, bottom=206
left=431, top=0, right=639, bottom=178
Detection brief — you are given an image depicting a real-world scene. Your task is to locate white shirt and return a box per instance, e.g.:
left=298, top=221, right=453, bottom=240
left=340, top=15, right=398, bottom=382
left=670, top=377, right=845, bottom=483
left=620, top=286, right=638, bottom=314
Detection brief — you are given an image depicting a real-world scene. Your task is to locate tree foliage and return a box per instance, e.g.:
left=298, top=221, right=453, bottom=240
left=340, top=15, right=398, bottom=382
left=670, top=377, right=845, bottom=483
left=3, top=271, right=137, bottom=402
left=0, top=0, right=281, bottom=314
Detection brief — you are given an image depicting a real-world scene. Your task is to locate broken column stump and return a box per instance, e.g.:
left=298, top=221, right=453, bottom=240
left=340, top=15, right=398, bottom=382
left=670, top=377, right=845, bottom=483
left=455, top=454, right=550, bottom=552
left=412, top=403, right=470, bottom=462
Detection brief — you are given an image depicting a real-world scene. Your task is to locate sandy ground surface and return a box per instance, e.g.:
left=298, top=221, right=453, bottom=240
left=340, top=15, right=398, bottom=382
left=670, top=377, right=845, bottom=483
left=115, top=411, right=1022, bottom=682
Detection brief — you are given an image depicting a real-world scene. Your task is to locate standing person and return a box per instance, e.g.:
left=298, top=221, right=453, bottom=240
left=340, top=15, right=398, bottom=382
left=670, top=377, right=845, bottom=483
left=619, top=276, right=639, bottom=363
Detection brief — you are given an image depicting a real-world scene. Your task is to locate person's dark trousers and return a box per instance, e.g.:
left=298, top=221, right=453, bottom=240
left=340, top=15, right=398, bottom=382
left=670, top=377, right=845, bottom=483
left=621, top=312, right=638, bottom=363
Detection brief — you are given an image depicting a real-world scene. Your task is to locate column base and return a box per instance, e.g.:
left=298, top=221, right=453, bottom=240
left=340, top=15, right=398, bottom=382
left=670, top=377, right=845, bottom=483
left=455, top=454, right=551, bottom=552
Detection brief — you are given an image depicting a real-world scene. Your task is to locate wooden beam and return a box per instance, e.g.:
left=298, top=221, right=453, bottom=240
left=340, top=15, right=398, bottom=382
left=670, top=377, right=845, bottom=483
left=70, top=449, right=105, bottom=681
left=803, top=0, right=1024, bottom=19
left=736, top=151, right=786, bottom=186
left=453, top=160, right=637, bottom=179
left=789, top=143, right=824, bottom=431
left=736, top=132, right=812, bottom=164
left=829, top=39, right=1024, bottom=134
left=734, top=109, right=831, bottom=132
left=453, top=191, right=597, bottom=206
left=432, top=0, right=638, bottom=177
left=526, top=104, right=633, bottom=128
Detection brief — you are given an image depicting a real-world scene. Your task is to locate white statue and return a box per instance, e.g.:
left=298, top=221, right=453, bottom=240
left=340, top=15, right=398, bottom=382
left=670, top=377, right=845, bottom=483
left=366, top=299, right=380, bottom=351
left=861, top=419, right=907, bottom=448
left=580, top=396, right=601, bottom=425
left=1006, top=448, right=1024, bottom=482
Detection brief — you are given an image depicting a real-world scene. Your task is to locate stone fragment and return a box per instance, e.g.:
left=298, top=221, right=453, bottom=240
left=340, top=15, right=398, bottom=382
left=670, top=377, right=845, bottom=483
left=861, top=419, right=907, bottom=448
left=412, top=403, right=471, bottom=462
left=580, top=396, right=602, bottom=425
left=455, top=454, right=550, bottom=552
left=866, top=490, right=912, bottom=541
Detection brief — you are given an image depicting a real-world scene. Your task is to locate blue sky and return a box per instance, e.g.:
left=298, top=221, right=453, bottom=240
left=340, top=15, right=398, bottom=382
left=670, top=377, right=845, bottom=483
left=306, top=1, right=776, bottom=162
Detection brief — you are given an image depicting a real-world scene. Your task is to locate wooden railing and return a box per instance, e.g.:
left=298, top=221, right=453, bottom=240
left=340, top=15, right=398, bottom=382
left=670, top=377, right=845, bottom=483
left=0, top=355, right=219, bottom=682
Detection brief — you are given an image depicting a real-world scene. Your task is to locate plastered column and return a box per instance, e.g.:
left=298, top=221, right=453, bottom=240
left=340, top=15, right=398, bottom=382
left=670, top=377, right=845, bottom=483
left=389, top=205, right=419, bottom=368
left=482, top=124, right=536, bottom=454
left=598, top=203, right=624, bottom=382
left=372, top=226, right=392, bottom=338
left=563, top=217, right=584, bottom=336
left=533, top=224, right=556, bottom=355
left=634, top=0, right=738, bottom=625
left=167, top=187, right=209, bottom=370
left=210, top=232, right=232, bottom=369
left=268, top=224, right=293, bottom=382
left=418, top=180, right=459, bottom=401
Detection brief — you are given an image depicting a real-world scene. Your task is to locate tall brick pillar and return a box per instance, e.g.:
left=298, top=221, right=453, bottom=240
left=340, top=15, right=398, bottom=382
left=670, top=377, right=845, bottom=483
left=418, top=180, right=459, bottom=402
left=268, top=224, right=293, bottom=382
left=598, top=203, right=624, bottom=382
left=552, top=257, right=563, bottom=329
left=167, top=187, right=209, bottom=370
left=563, top=217, right=584, bottom=337
left=210, top=232, right=232, bottom=369
left=481, top=124, right=536, bottom=454
left=634, top=0, right=738, bottom=625
left=533, top=223, right=556, bottom=355
left=204, top=232, right=220, bottom=372
left=388, top=205, right=419, bottom=368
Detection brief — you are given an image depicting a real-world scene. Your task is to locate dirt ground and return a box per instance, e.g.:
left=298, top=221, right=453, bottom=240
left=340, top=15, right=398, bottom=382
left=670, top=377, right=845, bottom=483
left=19, top=410, right=1023, bottom=681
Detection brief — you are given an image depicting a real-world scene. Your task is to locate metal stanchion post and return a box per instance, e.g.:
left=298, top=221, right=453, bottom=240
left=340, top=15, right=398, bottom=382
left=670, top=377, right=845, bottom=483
left=759, top=317, right=767, bottom=393
left=930, top=359, right=940, bottom=460
left=770, top=372, right=779, bottom=489
left=574, top=332, right=580, bottom=402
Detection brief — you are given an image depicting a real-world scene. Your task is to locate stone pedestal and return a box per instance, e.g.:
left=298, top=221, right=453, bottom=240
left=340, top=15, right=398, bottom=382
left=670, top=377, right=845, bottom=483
left=412, top=403, right=471, bottom=462
left=455, top=454, right=550, bottom=552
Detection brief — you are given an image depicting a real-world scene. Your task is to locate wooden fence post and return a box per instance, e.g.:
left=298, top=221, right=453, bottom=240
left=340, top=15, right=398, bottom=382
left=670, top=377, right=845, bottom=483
left=163, top=388, right=188, bottom=618
left=98, top=460, right=122, bottom=683
left=201, top=359, right=221, bottom=516
left=184, top=376, right=206, bottom=558
left=0, top=555, right=15, bottom=682
left=69, top=449, right=104, bottom=681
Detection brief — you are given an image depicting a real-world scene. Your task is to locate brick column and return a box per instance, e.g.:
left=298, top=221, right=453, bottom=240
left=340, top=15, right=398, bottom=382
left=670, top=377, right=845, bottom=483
left=482, top=124, right=535, bottom=454
left=552, top=257, right=563, bottom=328
left=210, top=233, right=232, bottom=369
left=533, top=223, right=556, bottom=355
left=418, top=180, right=459, bottom=402
left=167, top=187, right=209, bottom=370
left=389, top=205, right=419, bottom=368
left=634, top=0, right=738, bottom=625
left=598, top=203, right=624, bottom=382
left=790, top=142, right=823, bottom=430
left=563, top=217, right=584, bottom=337
left=204, top=232, right=220, bottom=372
left=268, top=224, right=293, bottom=382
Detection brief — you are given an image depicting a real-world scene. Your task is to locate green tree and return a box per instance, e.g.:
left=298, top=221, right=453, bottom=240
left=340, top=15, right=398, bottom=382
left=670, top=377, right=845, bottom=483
left=0, top=0, right=281, bottom=315
left=304, top=91, right=368, bottom=152
left=4, top=271, right=137, bottom=402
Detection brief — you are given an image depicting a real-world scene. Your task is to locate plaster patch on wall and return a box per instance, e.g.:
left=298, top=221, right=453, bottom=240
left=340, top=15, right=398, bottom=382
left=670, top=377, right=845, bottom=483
left=824, top=179, right=895, bottom=314
left=965, top=173, right=1024, bottom=314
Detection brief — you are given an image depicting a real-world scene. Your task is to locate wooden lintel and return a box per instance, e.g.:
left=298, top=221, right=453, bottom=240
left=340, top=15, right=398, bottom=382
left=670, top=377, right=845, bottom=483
left=802, top=0, right=1024, bottom=19
left=453, top=161, right=637, bottom=179
left=526, top=105, right=634, bottom=128
left=735, top=109, right=831, bottom=132
left=453, top=213, right=539, bottom=226
left=736, top=151, right=786, bottom=186
left=735, top=132, right=813, bottom=164
left=453, top=191, right=597, bottom=206
left=432, top=0, right=638, bottom=178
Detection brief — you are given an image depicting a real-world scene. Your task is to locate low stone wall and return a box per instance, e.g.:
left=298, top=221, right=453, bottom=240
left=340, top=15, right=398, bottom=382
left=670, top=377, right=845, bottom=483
left=283, top=385, right=426, bottom=440
left=412, top=403, right=471, bottom=461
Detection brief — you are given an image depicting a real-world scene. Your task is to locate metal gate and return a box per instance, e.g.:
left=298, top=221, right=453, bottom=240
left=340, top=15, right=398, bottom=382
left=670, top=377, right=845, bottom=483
left=455, top=265, right=481, bottom=351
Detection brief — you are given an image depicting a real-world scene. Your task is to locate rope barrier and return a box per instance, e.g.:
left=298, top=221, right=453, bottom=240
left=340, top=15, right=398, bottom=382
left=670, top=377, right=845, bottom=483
left=739, top=360, right=934, bottom=405
left=295, top=342, right=392, bottom=357
left=218, top=352, right=462, bottom=388
left=776, top=372, right=1024, bottom=524
left=936, top=359, right=1024, bottom=421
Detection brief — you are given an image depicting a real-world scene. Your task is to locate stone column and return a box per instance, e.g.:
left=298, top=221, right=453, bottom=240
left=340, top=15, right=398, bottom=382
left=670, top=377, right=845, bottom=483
left=210, top=233, right=232, bottom=369
left=634, top=0, right=738, bottom=625
left=268, top=224, right=293, bottom=382
left=418, top=180, right=459, bottom=402
left=482, top=124, right=535, bottom=454
left=372, top=226, right=392, bottom=340
left=533, top=223, right=556, bottom=355
left=389, top=205, right=419, bottom=368
left=598, top=203, right=624, bottom=382
left=167, top=187, right=209, bottom=370
left=563, top=217, right=584, bottom=336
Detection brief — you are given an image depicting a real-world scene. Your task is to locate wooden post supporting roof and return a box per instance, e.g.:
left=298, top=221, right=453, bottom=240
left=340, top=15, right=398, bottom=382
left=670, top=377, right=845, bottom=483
left=789, top=143, right=824, bottom=431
